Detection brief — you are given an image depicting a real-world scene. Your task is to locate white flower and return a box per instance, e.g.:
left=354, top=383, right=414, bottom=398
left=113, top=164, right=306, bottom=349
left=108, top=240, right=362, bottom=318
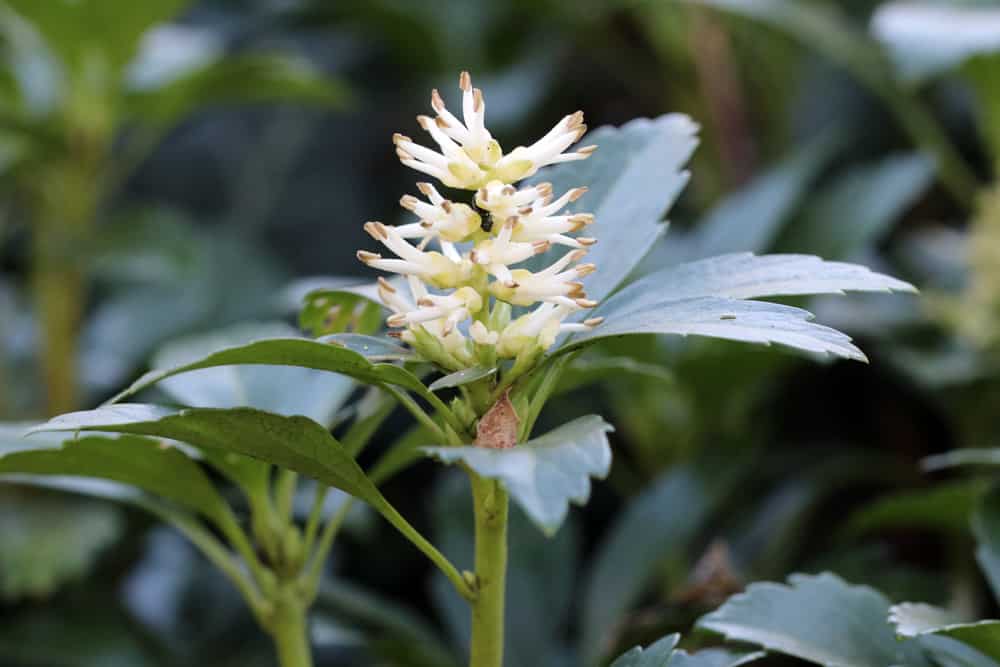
left=386, top=286, right=483, bottom=336
left=489, top=111, right=596, bottom=184
left=469, top=218, right=550, bottom=285
left=358, top=221, right=470, bottom=288
left=393, top=72, right=594, bottom=189
left=397, top=182, right=482, bottom=243
left=489, top=249, right=597, bottom=308
left=496, top=303, right=603, bottom=358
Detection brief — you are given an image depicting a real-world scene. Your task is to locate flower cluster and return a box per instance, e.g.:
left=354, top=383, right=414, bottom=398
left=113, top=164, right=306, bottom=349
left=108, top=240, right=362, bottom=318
left=357, top=72, right=602, bottom=371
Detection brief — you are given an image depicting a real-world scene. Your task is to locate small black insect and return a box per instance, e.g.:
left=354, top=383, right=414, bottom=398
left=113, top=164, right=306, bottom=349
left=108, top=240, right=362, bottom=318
left=480, top=214, right=495, bottom=233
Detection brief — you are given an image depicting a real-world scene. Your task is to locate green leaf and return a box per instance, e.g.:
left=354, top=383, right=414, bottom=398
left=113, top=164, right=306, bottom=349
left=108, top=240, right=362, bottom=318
left=609, top=634, right=679, bottom=667
left=667, top=649, right=766, bottom=667
left=127, top=54, right=351, bottom=127
left=428, top=366, right=496, bottom=392
left=690, top=130, right=840, bottom=257
left=924, top=449, right=1000, bottom=472
left=563, top=253, right=915, bottom=361
left=0, top=433, right=231, bottom=524
left=108, top=334, right=426, bottom=405
left=871, top=3, right=1000, bottom=83
left=842, top=480, right=989, bottom=539
left=425, top=415, right=613, bottom=535
left=697, top=572, right=932, bottom=667
left=530, top=114, right=698, bottom=303
left=777, top=154, right=935, bottom=260
left=0, top=490, right=123, bottom=601
left=29, top=405, right=384, bottom=507
left=580, top=463, right=739, bottom=663
left=891, top=603, right=1000, bottom=663
left=152, top=322, right=356, bottom=426
left=972, top=486, right=1000, bottom=605
left=300, top=286, right=383, bottom=336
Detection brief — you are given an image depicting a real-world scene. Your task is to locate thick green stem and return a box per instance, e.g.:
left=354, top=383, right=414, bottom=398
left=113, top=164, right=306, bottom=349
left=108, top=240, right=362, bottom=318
left=270, top=588, right=313, bottom=667
left=469, top=474, right=509, bottom=667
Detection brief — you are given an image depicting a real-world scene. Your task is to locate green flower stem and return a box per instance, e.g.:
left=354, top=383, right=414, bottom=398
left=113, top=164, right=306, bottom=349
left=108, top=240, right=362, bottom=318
left=519, top=352, right=576, bottom=440
left=468, top=473, right=509, bottom=667
left=270, top=585, right=313, bottom=667
left=216, top=509, right=271, bottom=590
left=302, top=496, right=353, bottom=599
left=301, top=484, right=329, bottom=557
left=381, top=385, right=450, bottom=442
left=275, top=469, right=298, bottom=524
left=379, top=500, right=477, bottom=601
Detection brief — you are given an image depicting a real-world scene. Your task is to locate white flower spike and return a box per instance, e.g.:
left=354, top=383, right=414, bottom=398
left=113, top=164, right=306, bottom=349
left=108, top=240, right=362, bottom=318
left=360, top=72, right=602, bottom=366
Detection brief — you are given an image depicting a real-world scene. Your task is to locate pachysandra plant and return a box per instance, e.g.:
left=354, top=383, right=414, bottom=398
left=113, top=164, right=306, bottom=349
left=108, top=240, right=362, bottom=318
left=3, top=72, right=919, bottom=667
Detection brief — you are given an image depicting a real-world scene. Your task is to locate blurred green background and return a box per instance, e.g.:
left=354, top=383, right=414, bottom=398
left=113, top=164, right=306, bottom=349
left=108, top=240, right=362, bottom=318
left=2, top=0, right=1000, bottom=665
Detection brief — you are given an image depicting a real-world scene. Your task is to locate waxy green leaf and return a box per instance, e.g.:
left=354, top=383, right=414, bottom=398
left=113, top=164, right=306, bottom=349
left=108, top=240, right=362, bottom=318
left=428, top=367, right=496, bottom=392
left=1, top=433, right=229, bottom=524
left=109, top=334, right=423, bottom=405
left=29, top=405, right=383, bottom=507
left=609, top=634, right=679, bottom=667
left=891, top=603, right=1000, bottom=663
left=698, top=572, right=932, bottom=667
left=425, top=415, right=614, bottom=535
left=531, top=114, right=699, bottom=303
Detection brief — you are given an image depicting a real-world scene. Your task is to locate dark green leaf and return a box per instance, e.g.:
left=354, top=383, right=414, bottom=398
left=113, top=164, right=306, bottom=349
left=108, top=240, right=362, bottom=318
left=778, top=154, right=934, bottom=260
left=425, top=415, right=613, bottom=534
left=108, top=334, right=427, bottom=405
left=300, top=286, right=383, bottom=337
left=30, top=405, right=384, bottom=507
left=609, top=634, right=679, bottom=667
left=0, top=433, right=230, bottom=524
left=428, top=366, right=496, bottom=392
left=530, top=114, right=698, bottom=303
left=842, top=480, right=989, bottom=539
left=555, top=356, right=674, bottom=396
left=972, top=487, right=1000, bottom=605
left=698, top=572, right=932, bottom=667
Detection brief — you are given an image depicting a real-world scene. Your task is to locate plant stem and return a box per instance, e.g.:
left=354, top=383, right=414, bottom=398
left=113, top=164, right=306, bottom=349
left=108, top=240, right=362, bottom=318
left=270, top=587, right=313, bottom=667
left=468, top=474, right=509, bottom=667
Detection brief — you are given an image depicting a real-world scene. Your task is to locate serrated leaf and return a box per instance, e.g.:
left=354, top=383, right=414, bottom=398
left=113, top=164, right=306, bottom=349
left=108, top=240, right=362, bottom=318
left=778, top=154, right=934, bottom=260
left=697, top=572, right=932, bottom=667
left=425, top=415, right=613, bottom=534
left=428, top=366, right=496, bottom=392
left=563, top=254, right=915, bottom=361
left=871, top=3, right=1000, bottom=82
left=153, top=322, right=356, bottom=425
left=609, top=634, right=679, bottom=667
left=891, top=603, right=1000, bottom=663
left=581, top=463, right=740, bottom=663
left=1, top=434, right=230, bottom=524
left=29, top=405, right=384, bottom=507
left=108, top=334, right=425, bottom=405
left=530, top=114, right=698, bottom=303
left=567, top=297, right=867, bottom=361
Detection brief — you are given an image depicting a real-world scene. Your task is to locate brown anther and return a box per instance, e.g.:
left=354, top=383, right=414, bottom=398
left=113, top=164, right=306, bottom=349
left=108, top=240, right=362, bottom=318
left=420, top=221, right=433, bottom=228
left=575, top=125, right=588, bottom=140
left=396, top=148, right=413, bottom=160
left=518, top=206, right=533, bottom=216
left=577, top=145, right=598, bottom=156
left=416, top=182, right=434, bottom=196
left=442, top=320, right=455, bottom=336
left=417, top=297, right=435, bottom=307
left=459, top=71, right=472, bottom=92
left=584, top=317, right=604, bottom=327
left=504, top=216, right=518, bottom=229
left=435, top=116, right=449, bottom=128
left=363, top=221, right=388, bottom=239
left=569, top=187, right=589, bottom=202
left=576, top=298, right=598, bottom=308
left=392, top=132, right=411, bottom=145
left=536, top=183, right=553, bottom=198
left=569, top=249, right=589, bottom=262
left=400, top=194, right=418, bottom=210
left=577, top=237, right=598, bottom=247
left=477, top=187, right=489, bottom=202
left=570, top=213, right=594, bottom=228
left=575, top=263, right=597, bottom=277
left=416, top=115, right=433, bottom=129
left=386, top=313, right=407, bottom=327
left=431, top=89, right=445, bottom=112
left=357, top=250, right=381, bottom=263
left=504, top=279, right=518, bottom=288
left=502, top=185, right=516, bottom=196
left=441, top=200, right=453, bottom=213
left=532, top=240, right=551, bottom=254
left=386, top=331, right=404, bottom=339
left=377, top=277, right=396, bottom=293
left=566, top=111, right=584, bottom=128
left=473, top=88, right=484, bottom=112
